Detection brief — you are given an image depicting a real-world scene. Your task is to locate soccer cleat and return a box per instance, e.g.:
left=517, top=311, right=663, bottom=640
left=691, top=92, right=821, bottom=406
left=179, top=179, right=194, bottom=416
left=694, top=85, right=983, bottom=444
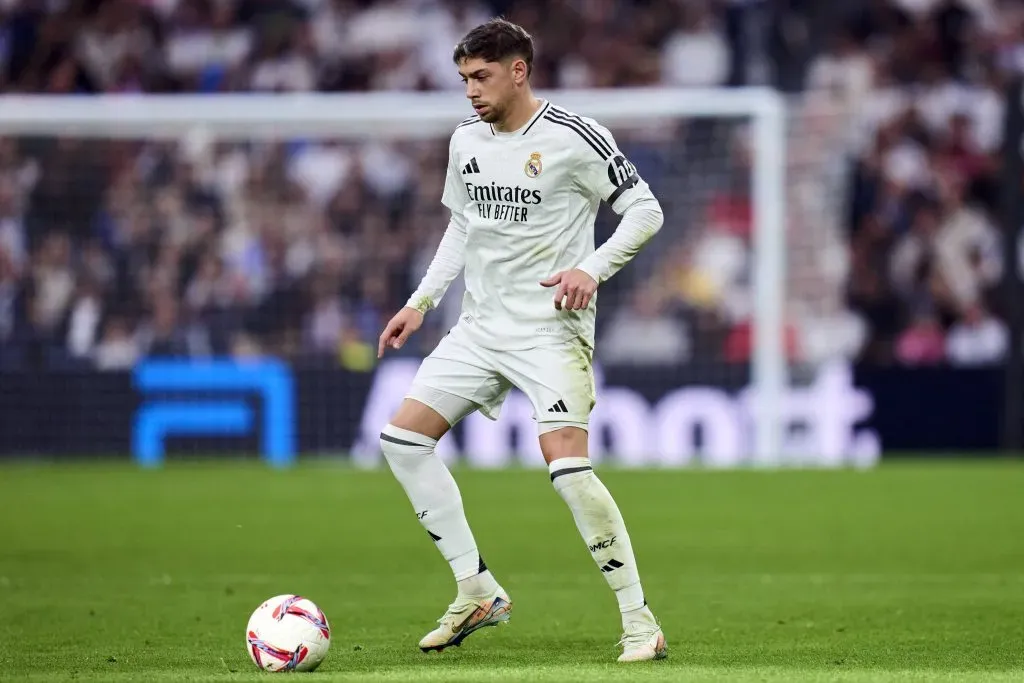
left=418, top=586, right=512, bottom=652
left=616, top=621, right=667, bottom=662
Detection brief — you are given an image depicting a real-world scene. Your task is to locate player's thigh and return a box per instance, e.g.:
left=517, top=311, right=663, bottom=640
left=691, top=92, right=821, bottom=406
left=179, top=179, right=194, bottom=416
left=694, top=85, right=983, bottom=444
left=496, top=341, right=596, bottom=430
left=388, top=398, right=454, bottom=441
left=405, top=330, right=512, bottom=428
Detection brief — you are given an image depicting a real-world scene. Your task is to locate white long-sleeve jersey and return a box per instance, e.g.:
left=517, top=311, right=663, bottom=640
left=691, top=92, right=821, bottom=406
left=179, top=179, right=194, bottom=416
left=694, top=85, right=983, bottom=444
left=406, top=100, right=664, bottom=351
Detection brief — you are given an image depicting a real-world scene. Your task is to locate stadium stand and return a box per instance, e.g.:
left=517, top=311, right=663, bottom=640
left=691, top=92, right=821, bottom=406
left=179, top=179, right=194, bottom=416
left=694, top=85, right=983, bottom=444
left=0, top=0, right=1018, bottom=370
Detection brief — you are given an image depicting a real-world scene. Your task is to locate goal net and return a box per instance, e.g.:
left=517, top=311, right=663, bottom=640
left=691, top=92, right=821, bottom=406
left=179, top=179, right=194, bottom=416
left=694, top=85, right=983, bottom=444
left=0, top=88, right=877, bottom=468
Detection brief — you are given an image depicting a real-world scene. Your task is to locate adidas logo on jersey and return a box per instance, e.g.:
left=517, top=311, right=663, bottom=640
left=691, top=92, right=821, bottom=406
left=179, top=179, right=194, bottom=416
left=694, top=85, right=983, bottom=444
left=462, top=157, right=480, bottom=175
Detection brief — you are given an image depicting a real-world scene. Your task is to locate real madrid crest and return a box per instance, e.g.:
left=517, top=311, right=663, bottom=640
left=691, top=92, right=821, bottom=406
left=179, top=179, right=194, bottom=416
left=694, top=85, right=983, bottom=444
left=524, top=152, right=543, bottom=178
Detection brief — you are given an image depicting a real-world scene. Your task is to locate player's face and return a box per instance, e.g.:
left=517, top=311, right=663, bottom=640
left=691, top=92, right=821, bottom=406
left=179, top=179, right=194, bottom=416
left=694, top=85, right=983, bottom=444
left=458, top=57, right=519, bottom=124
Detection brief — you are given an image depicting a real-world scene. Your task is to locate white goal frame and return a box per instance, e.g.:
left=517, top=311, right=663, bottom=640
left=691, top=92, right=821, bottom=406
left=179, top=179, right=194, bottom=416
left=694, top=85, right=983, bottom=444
left=0, top=87, right=787, bottom=463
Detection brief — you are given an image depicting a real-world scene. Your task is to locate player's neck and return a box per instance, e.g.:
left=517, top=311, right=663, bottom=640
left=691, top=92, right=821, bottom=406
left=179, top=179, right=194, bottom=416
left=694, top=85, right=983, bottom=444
left=493, top=93, right=543, bottom=134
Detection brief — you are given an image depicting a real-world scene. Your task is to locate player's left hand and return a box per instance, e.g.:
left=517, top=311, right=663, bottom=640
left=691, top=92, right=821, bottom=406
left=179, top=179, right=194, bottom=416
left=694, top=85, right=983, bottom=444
left=540, top=269, right=598, bottom=311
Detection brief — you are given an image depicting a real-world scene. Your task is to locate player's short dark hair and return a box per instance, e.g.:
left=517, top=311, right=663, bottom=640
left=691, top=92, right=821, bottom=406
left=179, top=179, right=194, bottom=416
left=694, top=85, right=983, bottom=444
left=453, top=18, right=534, bottom=76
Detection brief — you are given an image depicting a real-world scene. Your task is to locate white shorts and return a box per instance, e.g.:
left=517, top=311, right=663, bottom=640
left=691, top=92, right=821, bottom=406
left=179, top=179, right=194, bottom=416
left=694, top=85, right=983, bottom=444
left=407, top=325, right=596, bottom=433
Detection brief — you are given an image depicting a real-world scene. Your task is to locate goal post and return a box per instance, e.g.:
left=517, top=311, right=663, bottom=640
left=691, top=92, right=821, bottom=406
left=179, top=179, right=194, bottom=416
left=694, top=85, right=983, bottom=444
left=0, top=87, right=788, bottom=465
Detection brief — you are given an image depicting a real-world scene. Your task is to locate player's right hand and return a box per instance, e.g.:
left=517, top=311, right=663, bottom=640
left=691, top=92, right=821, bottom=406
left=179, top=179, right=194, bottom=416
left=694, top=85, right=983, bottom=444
left=378, top=307, right=424, bottom=358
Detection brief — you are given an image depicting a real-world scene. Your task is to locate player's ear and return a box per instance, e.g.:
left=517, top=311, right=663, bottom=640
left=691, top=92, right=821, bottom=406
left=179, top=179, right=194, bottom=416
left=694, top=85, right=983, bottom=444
left=510, top=58, right=528, bottom=86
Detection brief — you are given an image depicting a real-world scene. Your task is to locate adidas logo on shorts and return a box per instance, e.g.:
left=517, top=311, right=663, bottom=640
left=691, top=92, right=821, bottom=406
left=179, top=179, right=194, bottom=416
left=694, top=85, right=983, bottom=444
left=547, top=399, right=569, bottom=414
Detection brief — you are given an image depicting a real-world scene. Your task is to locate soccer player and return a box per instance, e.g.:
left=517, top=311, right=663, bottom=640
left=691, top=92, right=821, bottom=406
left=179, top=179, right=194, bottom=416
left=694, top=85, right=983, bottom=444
left=376, top=18, right=667, bottom=663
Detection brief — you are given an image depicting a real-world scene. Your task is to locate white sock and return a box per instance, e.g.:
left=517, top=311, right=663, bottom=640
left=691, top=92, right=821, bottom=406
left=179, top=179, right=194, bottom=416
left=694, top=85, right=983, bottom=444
left=456, top=569, right=499, bottom=600
left=549, top=457, right=652, bottom=620
left=381, top=424, right=497, bottom=598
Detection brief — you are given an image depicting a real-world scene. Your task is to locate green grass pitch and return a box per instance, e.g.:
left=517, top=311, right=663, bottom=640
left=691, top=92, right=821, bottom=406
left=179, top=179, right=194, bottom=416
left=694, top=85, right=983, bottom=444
left=1, top=459, right=1022, bottom=682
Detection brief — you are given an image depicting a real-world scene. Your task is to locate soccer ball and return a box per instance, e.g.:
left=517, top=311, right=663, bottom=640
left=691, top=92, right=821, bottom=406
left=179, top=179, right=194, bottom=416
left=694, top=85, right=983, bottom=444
left=245, top=594, right=331, bottom=672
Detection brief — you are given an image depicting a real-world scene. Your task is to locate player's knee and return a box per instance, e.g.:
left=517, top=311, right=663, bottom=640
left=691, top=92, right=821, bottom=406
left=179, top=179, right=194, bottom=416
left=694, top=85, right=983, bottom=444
left=380, top=423, right=436, bottom=466
left=538, top=424, right=589, bottom=463
left=389, top=397, right=451, bottom=441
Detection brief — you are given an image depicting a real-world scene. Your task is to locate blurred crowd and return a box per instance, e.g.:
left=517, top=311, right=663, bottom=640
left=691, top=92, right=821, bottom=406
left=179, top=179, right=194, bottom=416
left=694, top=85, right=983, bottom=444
left=0, top=0, right=1021, bottom=371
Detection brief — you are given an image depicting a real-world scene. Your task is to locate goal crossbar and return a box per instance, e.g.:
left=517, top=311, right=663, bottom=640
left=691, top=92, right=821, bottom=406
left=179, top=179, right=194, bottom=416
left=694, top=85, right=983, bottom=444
left=0, top=87, right=782, bottom=139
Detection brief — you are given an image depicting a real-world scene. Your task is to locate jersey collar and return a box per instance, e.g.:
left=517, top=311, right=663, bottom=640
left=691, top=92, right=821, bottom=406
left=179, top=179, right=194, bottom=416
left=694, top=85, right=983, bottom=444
left=491, top=100, right=550, bottom=138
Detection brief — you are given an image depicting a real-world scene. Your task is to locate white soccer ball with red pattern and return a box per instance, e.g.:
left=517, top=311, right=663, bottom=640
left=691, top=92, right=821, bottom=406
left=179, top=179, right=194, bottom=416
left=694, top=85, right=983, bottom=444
left=245, top=594, right=331, bottom=672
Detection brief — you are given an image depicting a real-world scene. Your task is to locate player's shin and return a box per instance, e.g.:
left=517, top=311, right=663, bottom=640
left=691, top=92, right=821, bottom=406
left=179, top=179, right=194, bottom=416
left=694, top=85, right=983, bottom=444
left=380, top=424, right=497, bottom=598
left=549, top=457, right=657, bottom=627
